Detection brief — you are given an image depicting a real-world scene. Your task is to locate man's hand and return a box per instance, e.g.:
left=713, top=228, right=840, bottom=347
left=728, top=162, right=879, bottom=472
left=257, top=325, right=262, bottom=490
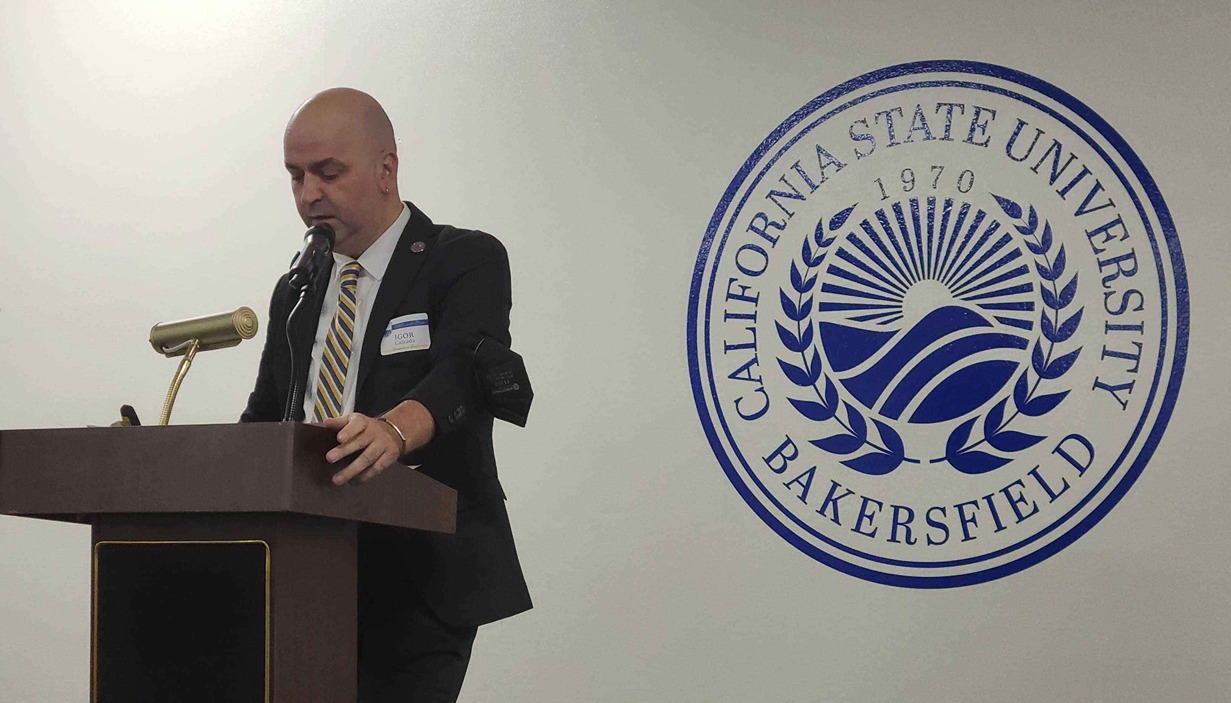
left=316, top=401, right=436, bottom=485
left=318, top=413, right=404, bottom=485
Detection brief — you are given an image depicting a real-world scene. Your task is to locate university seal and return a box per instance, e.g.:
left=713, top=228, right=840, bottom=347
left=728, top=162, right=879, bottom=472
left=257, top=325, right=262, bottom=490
left=687, top=61, right=1188, bottom=587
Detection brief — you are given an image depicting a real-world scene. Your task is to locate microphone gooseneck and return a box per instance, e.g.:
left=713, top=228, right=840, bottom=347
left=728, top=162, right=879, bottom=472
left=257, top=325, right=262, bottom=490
left=283, top=223, right=335, bottom=421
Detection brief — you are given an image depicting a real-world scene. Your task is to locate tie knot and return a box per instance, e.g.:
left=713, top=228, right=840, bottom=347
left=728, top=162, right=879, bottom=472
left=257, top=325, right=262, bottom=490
left=340, top=261, right=363, bottom=287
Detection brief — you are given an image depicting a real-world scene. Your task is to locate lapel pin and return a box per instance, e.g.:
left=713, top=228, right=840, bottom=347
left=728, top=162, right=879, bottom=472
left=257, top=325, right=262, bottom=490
left=411, top=241, right=426, bottom=253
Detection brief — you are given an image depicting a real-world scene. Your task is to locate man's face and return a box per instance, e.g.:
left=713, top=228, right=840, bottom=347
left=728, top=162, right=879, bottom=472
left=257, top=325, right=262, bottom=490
left=283, top=113, right=386, bottom=257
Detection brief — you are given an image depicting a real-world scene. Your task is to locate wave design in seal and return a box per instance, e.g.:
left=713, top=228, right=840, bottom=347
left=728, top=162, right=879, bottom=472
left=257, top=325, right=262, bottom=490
left=820, top=305, right=1028, bottom=423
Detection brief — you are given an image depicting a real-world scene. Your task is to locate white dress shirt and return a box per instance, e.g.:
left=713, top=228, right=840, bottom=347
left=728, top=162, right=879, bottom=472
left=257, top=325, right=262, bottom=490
left=303, top=204, right=411, bottom=419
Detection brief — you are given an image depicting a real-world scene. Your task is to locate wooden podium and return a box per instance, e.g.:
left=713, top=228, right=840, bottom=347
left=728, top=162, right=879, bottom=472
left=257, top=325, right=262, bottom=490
left=0, top=422, right=457, bottom=703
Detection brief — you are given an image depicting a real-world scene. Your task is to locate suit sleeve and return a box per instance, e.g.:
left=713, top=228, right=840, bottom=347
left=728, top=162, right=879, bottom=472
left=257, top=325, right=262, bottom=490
left=240, top=280, right=288, bottom=423
left=402, top=232, right=511, bottom=438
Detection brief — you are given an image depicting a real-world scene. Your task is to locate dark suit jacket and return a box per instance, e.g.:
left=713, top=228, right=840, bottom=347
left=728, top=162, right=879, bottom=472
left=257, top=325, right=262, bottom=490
left=241, top=202, right=532, bottom=628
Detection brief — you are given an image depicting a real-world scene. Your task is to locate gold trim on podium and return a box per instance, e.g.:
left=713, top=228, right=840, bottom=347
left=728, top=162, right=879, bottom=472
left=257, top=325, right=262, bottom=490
left=91, top=539, right=271, bottom=703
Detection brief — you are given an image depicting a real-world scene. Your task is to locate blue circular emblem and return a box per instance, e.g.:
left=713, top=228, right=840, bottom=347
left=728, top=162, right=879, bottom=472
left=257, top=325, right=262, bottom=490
left=687, top=61, right=1188, bottom=587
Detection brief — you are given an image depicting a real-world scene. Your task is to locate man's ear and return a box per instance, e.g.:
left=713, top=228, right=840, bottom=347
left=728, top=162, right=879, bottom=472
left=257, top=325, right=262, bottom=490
left=380, top=151, right=399, bottom=191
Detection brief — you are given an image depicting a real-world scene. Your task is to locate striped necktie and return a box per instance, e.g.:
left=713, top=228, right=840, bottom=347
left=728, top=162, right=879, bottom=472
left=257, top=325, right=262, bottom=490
left=311, top=261, right=363, bottom=421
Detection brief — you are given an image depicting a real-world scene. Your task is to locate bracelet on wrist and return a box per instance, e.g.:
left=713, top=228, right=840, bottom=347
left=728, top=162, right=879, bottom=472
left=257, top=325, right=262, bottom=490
left=377, top=416, right=408, bottom=456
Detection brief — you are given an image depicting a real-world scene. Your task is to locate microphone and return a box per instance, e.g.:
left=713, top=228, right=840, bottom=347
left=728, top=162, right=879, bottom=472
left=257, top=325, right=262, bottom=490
left=149, top=307, right=259, bottom=357
left=287, top=223, right=335, bottom=291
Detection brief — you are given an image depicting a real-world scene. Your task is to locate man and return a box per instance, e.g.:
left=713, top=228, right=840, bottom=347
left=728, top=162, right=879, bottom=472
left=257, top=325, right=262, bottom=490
left=241, top=88, right=531, bottom=702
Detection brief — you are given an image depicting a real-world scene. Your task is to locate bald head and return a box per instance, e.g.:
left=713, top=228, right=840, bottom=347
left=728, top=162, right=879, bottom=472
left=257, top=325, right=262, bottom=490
left=287, top=87, right=397, bottom=156
left=283, top=88, right=404, bottom=258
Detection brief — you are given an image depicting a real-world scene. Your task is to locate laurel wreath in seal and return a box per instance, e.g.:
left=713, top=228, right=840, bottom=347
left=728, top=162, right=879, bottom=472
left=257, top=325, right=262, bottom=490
left=939, top=195, right=1085, bottom=474
left=775, top=205, right=912, bottom=476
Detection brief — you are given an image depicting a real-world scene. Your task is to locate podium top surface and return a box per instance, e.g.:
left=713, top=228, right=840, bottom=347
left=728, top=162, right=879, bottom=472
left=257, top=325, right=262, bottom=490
left=0, top=422, right=455, bottom=533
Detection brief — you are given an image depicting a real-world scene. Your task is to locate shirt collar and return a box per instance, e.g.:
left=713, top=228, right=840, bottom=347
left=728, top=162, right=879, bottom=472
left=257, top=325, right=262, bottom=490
left=333, top=203, right=410, bottom=283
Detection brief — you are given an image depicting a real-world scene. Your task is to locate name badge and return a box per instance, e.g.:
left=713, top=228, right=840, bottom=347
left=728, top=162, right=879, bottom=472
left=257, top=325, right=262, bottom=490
left=381, top=313, right=431, bottom=355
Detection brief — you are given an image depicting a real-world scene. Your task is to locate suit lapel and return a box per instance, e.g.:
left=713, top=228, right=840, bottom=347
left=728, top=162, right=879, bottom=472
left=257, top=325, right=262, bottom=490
left=354, top=203, right=437, bottom=401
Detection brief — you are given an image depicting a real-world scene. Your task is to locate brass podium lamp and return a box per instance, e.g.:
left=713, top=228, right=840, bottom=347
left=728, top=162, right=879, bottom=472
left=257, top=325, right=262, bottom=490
left=149, top=307, right=259, bottom=425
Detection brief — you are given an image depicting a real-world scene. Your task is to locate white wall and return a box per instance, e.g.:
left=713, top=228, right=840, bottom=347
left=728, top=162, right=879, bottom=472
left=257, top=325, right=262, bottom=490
left=1, top=1, right=1227, bottom=701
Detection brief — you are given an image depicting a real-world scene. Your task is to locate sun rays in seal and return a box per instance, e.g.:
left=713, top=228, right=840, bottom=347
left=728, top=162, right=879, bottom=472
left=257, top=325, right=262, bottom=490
left=819, top=196, right=1036, bottom=332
